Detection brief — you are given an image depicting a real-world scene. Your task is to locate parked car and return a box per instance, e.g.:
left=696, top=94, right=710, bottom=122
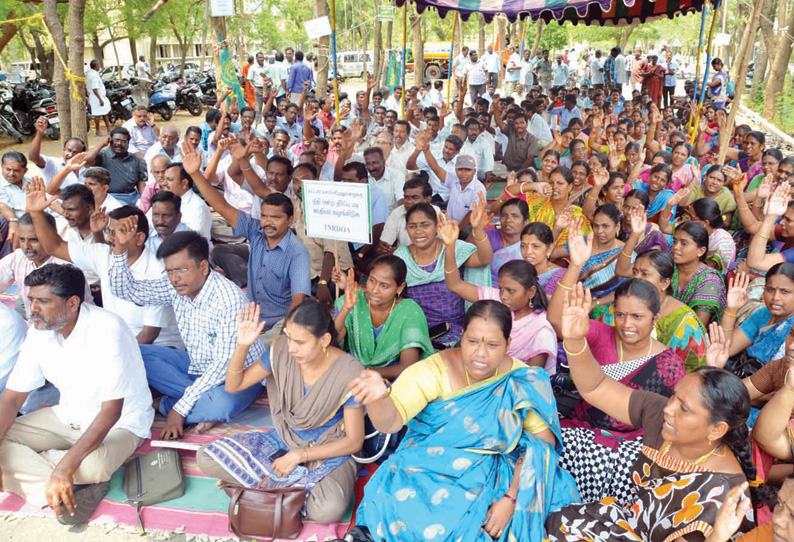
left=100, top=64, right=136, bottom=81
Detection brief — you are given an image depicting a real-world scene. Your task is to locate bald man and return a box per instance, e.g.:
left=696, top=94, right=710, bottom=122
left=138, top=154, right=172, bottom=213
left=144, top=127, right=181, bottom=172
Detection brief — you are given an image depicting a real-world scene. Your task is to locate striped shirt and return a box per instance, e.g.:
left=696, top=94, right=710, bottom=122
left=108, top=253, right=263, bottom=416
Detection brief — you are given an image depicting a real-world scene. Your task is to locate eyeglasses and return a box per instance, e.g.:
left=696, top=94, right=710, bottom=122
left=163, top=264, right=198, bottom=278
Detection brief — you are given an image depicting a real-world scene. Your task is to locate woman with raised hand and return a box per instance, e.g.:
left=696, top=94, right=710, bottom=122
left=494, top=166, right=591, bottom=257
left=348, top=301, right=578, bottom=542
left=545, top=284, right=772, bottom=542
left=620, top=189, right=669, bottom=254
left=567, top=160, right=592, bottom=207
left=483, top=198, right=530, bottom=287
left=546, top=218, right=685, bottom=503
left=631, top=162, right=676, bottom=223
left=747, top=183, right=794, bottom=273
left=710, top=266, right=794, bottom=375
left=520, top=222, right=566, bottom=296
left=332, top=256, right=434, bottom=380
left=197, top=300, right=364, bottom=523
left=441, top=214, right=557, bottom=372
left=394, top=196, right=493, bottom=346
left=671, top=220, right=726, bottom=326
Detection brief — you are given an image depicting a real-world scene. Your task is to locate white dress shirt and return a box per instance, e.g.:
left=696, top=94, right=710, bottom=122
left=7, top=303, right=154, bottom=438
left=368, top=166, right=405, bottom=212
left=389, top=141, right=416, bottom=174
left=68, top=243, right=184, bottom=349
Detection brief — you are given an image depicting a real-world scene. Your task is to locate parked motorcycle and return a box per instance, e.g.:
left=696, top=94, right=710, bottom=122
left=196, top=72, right=217, bottom=106
left=0, top=84, right=23, bottom=143
left=173, top=82, right=203, bottom=116
left=105, top=80, right=136, bottom=125
left=11, top=82, right=59, bottom=140
left=144, top=79, right=177, bottom=121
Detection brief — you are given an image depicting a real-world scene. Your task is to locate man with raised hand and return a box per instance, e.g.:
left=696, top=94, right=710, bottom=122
left=109, top=219, right=263, bottom=439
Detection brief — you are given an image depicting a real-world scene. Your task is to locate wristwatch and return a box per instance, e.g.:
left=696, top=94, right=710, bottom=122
left=318, top=279, right=328, bottom=286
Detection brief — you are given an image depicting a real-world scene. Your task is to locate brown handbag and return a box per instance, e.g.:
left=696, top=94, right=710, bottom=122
left=223, top=485, right=306, bottom=541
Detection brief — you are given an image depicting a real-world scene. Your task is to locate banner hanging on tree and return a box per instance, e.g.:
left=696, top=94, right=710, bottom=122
left=210, top=0, right=235, bottom=17
left=377, top=6, right=395, bottom=21
left=216, top=37, right=246, bottom=112
left=385, top=51, right=401, bottom=91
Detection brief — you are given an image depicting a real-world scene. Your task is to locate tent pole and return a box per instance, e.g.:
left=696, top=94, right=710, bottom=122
left=447, top=12, right=458, bottom=105
left=330, top=0, right=340, bottom=126
left=689, top=0, right=721, bottom=141
left=401, top=2, right=407, bottom=118
left=691, top=4, right=708, bottom=118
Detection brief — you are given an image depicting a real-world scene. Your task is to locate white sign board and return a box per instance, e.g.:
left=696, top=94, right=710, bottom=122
left=302, top=181, right=371, bottom=245
left=304, top=16, right=332, bottom=40
left=210, top=0, right=235, bottom=17
left=714, top=33, right=732, bottom=47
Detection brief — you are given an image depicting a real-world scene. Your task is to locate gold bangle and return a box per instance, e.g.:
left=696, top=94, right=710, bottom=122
left=587, top=192, right=599, bottom=200
left=756, top=233, right=769, bottom=241
left=228, top=367, right=244, bottom=373
left=620, top=249, right=633, bottom=258
left=723, top=327, right=735, bottom=332
left=562, top=340, right=588, bottom=357
left=444, top=267, right=457, bottom=274
left=240, top=166, right=252, bottom=172
left=724, top=311, right=739, bottom=318
left=473, top=233, right=487, bottom=243
left=302, top=448, right=309, bottom=463
left=557, top=283, right=573, bottom=291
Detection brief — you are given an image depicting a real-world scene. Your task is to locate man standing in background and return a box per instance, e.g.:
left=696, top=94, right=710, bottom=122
left=482, top=45, right=501, bottom=91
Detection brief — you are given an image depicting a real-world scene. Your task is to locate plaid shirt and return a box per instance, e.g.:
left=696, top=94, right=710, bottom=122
left=108, top=252, right=264, bottom=416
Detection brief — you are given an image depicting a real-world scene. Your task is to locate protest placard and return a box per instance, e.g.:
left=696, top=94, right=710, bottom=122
left=304, top=16, right=333, bottom=40
left=210, top=0, right=235, bottom=17
left=302, top=181, right=372, bottom=245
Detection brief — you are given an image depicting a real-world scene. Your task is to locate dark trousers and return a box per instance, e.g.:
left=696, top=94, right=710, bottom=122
left=0, top=217, right=10, bottom=259
left=469, top=83, right=486, bottom=103
left=211, top=243, right=250, bottom=288
left=487, top=72, right=499, bottom=90
left=663, top=86, right=676, bottom=109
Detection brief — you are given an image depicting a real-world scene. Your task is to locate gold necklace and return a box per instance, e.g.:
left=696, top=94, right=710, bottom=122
left=464, top=365, right=499, bottom=386
left=661, top=441, right=726, bottom=465
left=368, top=297, right=397, bottom=325
left=618, top=336, right=653, bottom=363
left=410, top=240, right=441, bottom=266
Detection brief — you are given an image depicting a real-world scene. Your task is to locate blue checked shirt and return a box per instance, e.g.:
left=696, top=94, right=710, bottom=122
left=233, top=213, right=312, bottom=329
left=108, top=252, right=264, bottom=416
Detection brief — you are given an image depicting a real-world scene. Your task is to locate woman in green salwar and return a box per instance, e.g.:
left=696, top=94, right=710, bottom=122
left=332, top=255, right=435, bottom=380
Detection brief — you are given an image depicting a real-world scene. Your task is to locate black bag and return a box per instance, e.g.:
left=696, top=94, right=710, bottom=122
left=353, top=417, right=406, bottom=465
left=550, top=368, right=580, bottom=419
left=727, top=351, right=763, bottom=379
left=123, top=448, right=185, bottom=534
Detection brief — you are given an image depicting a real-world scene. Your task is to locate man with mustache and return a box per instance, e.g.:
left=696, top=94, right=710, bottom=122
left=26, top=179, right=183, bottom=350
left=154, top=162, right=211, bottom=244
left=144, top=191, right=190, bottom=255
left=180, top=143, right=310, bottom=344
left=0, top=263, right=153, bottom=525
left=88, top=128, right=147, bottom=207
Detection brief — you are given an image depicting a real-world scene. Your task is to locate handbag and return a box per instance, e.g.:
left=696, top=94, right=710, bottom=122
left=550, top=368, right=580, bottom=419
left=222, top=484, right=306, bottom=541
left=727, top=351, right=763, bottom=379
left=122, top=448, right=185, bottom=535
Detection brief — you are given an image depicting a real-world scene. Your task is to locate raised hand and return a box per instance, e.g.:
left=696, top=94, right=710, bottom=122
left=437, top=212, right=460, bottom=246
left=703, top=322, right=730, bottom=368
left=554, top=205, right=574, bottom=232
left=505, top=170, right=517, bottom=187
left=725, top=272, right=750, bottom=314
left=366, top=73, right=377, bottom=91
left=667, top=187, right=691, bottom=208
left=303, top=80, right=311, bottom=93
left=178, top=145, right=203, bottom=176
left=35, top=116, right=49, bottom=136
left=217, top=136, right=235, bottom=153
left=24, top=177, right=59, bottom=213
left=236, top=302, right=266, bottom=347
left=89, top=206, right=109, bottom=234
left=65, top=152, right=87, bottom=172
left=113, top=215, right=139, bottom=250
left=592, top=166, right=609, bottom=189
left=414, top=130, right=431, bottom=152
left=348, top=369, right=389, bottom=405
left=560, top=282, right=592, bottom=343
left=764, top=182, right=792, bottom=218
left=468, top=192, right=493, bottom=232
left=342, top=268, right=358, bottom=312
left=330, top=265, right=348, bottom=291
left=757, top=175, right=773, bottom=201
left=706, top=483, right=750, bottom=542
left=349, top=117, right=365, bottom=144
left=229, top=136, right=252, bottom=161
left=628, top=206, right=647, bottom=234
left=567, top=216, right=593, bottom=268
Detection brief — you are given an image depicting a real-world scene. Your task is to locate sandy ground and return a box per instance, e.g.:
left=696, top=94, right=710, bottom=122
left=2, top=515, right=204, bottom=541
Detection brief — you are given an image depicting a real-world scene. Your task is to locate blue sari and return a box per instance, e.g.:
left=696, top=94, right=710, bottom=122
left=354, top=364, right=579, bottom=542
left=632, top=182, right=676, bottom=220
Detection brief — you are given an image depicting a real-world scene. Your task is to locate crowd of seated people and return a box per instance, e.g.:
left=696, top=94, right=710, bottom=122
left=1, top=46, right=794, bottom=542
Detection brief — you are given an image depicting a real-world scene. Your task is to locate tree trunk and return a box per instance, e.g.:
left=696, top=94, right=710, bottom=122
left=373, top=0, right=383, bottom=82
left=31, top=32, right=51, bottom=81
left=129, top=37, right=138, bottom=65
left=42, top=0, right=72, bottom=140
left=763, top=2, right=794, bottom=119
left=149, top=36, right=158, bottom=74
left=199, top=0, right=209, bottom=72
left=619, top=21, right=639, bottom=52
left=89, top=32, right=103, bottom=60
left=68, top=0, right=88, bottom=143
left=314, top=0, right=330, bottom=99
left=529, top=20, right=544, bottom=57
left=0, top=13, right=18, bottom=56
left=478, top=13, right=485, bottom=54
left=382, top=20, right=393, bottom=86
left=496, top=14, right=507, bottom=88
left=755, top=46, right=768, bottom=86
left=410, top=11, right=423, bottom=84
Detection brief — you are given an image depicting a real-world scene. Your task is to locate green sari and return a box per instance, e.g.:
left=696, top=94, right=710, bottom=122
left=335, top=291, right=435, bottom=368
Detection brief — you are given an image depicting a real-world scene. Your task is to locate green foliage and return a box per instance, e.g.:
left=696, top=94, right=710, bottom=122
left=749, top=74, right=794, bottom=133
